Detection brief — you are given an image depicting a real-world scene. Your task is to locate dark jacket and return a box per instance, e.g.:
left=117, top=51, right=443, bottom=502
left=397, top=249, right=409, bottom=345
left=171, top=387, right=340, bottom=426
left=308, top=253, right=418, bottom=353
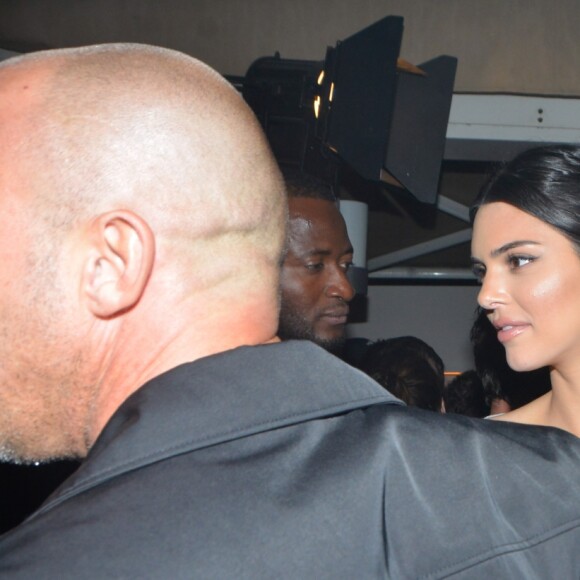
left=1, top=341, right=579, bottom=579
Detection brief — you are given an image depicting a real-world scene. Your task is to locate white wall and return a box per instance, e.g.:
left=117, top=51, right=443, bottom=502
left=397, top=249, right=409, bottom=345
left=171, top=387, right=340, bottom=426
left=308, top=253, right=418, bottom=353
left=347, top=284, right=480, bottom=372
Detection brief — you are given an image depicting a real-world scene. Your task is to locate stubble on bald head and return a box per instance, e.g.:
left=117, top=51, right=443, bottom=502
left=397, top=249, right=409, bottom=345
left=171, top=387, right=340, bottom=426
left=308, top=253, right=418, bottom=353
left=2, top=44, right=287, bottom=295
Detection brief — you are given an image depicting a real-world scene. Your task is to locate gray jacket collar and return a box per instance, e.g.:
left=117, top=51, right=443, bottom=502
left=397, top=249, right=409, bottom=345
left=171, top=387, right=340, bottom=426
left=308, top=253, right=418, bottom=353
left=38, top=341, right=401, bottom=513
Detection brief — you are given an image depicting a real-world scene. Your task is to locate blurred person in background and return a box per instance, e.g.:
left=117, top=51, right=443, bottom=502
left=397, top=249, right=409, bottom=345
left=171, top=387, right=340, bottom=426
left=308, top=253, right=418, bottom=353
left=359, top=336, right=445, bottom=412
left=444, top=370, right=489, bottom=418
left=278, top=169, right=355, bottom=355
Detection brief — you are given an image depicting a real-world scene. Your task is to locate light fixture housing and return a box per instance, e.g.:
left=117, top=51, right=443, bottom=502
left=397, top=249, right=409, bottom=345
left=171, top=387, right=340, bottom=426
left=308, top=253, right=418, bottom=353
left=235, top=15, right=457, bottom=205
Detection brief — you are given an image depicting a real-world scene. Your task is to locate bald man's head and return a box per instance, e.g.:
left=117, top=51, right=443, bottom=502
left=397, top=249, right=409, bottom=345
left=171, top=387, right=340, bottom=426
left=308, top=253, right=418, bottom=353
left=0, top=45, right=286, bottom=462
left=1, top=44, right=286, bottom=283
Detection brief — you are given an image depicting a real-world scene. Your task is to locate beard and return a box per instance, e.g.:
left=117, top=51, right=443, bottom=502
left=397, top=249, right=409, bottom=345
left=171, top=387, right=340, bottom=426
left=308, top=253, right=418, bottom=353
left=277, top=304, right=346, bottom=355
left=0, top=235, right=91, bottom=464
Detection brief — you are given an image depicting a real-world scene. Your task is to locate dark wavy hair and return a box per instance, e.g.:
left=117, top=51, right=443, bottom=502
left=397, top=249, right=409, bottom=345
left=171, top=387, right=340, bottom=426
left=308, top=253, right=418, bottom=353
left=444, top=370, right=489, bottom=418
left=359, top=336, right=444, bottom=412
left=470, top=145, right=580, bottom=252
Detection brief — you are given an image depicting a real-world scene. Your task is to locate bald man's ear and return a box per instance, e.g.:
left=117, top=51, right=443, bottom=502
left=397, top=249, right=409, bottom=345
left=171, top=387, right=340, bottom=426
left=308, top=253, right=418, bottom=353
left=83, top=211, right=155, bottom=319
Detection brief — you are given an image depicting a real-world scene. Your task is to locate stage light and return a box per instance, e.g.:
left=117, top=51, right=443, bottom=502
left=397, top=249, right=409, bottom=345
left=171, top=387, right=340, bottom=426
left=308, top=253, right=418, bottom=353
left=234, top=15, right=457, bottom=204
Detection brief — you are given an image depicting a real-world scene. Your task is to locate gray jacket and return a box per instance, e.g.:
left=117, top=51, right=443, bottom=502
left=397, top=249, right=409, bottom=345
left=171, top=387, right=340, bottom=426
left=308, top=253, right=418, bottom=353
left=1, top=341, right=579, bottom=579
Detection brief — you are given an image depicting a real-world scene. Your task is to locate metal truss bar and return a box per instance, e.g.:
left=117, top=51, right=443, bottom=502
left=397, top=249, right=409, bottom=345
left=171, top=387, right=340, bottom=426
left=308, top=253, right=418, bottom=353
left=367, top=228, right=472, bottom=271
left=370, top=267, right=475, bottom=280
left=437, top=195, right=471, bottom=222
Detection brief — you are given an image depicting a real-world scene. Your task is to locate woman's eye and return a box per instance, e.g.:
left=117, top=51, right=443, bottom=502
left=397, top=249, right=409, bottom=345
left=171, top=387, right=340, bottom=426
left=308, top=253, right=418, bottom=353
left=471, top=263, right=485, bottom=282
left=508, top=255, right=535, bottom=269
left=341, top=261, right=353, bottom=272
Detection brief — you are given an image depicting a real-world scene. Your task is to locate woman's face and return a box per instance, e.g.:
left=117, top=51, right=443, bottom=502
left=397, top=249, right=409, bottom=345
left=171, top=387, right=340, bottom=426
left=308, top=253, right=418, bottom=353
left=471, top=201, right=580, bottom=373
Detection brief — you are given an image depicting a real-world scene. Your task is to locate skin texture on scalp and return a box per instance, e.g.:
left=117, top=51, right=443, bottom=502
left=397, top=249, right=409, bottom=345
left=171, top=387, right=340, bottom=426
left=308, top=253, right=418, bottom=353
left=0, top=44, right=286, bottom=463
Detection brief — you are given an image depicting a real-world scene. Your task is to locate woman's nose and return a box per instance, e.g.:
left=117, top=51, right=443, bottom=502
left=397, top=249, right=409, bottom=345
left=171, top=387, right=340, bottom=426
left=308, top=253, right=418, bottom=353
left=477, top=269, right=505, bottom=311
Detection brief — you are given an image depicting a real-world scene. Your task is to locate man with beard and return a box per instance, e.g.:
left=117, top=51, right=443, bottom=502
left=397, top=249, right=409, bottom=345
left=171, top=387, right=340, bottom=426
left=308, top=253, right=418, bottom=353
left=278, top=170, right=355, bottom=354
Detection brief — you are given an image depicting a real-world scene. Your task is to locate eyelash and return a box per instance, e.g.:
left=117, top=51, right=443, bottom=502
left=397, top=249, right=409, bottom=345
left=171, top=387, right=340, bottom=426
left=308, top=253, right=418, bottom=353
left=507, top=254, right=536, bottom=269
left=471, top=254, right=536, bottom=282
left=306, top=263, right=323, bottom=272
left=471, top=264, right=485, bottom=283
left=306, top=261, right=353, bottom=273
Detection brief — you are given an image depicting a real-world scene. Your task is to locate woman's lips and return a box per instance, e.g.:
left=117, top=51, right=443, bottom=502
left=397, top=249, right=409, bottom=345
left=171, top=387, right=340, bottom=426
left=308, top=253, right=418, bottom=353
left=495, top=323, right=530, bottom=344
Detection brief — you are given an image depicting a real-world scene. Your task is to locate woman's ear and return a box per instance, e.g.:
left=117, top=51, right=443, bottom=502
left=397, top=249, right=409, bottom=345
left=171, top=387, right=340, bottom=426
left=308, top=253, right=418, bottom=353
left=82, top=210, right=155, bottom=318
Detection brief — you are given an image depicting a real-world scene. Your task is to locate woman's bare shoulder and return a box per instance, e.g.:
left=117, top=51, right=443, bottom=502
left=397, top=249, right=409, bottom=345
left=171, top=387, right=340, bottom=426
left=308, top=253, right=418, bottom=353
left=488, top=393, right=552, bottom=426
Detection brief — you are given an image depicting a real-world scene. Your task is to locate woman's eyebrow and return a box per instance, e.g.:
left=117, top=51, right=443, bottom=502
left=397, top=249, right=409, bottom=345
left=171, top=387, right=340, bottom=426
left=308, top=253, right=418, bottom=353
left=491, top=240, right=540, bottom=257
